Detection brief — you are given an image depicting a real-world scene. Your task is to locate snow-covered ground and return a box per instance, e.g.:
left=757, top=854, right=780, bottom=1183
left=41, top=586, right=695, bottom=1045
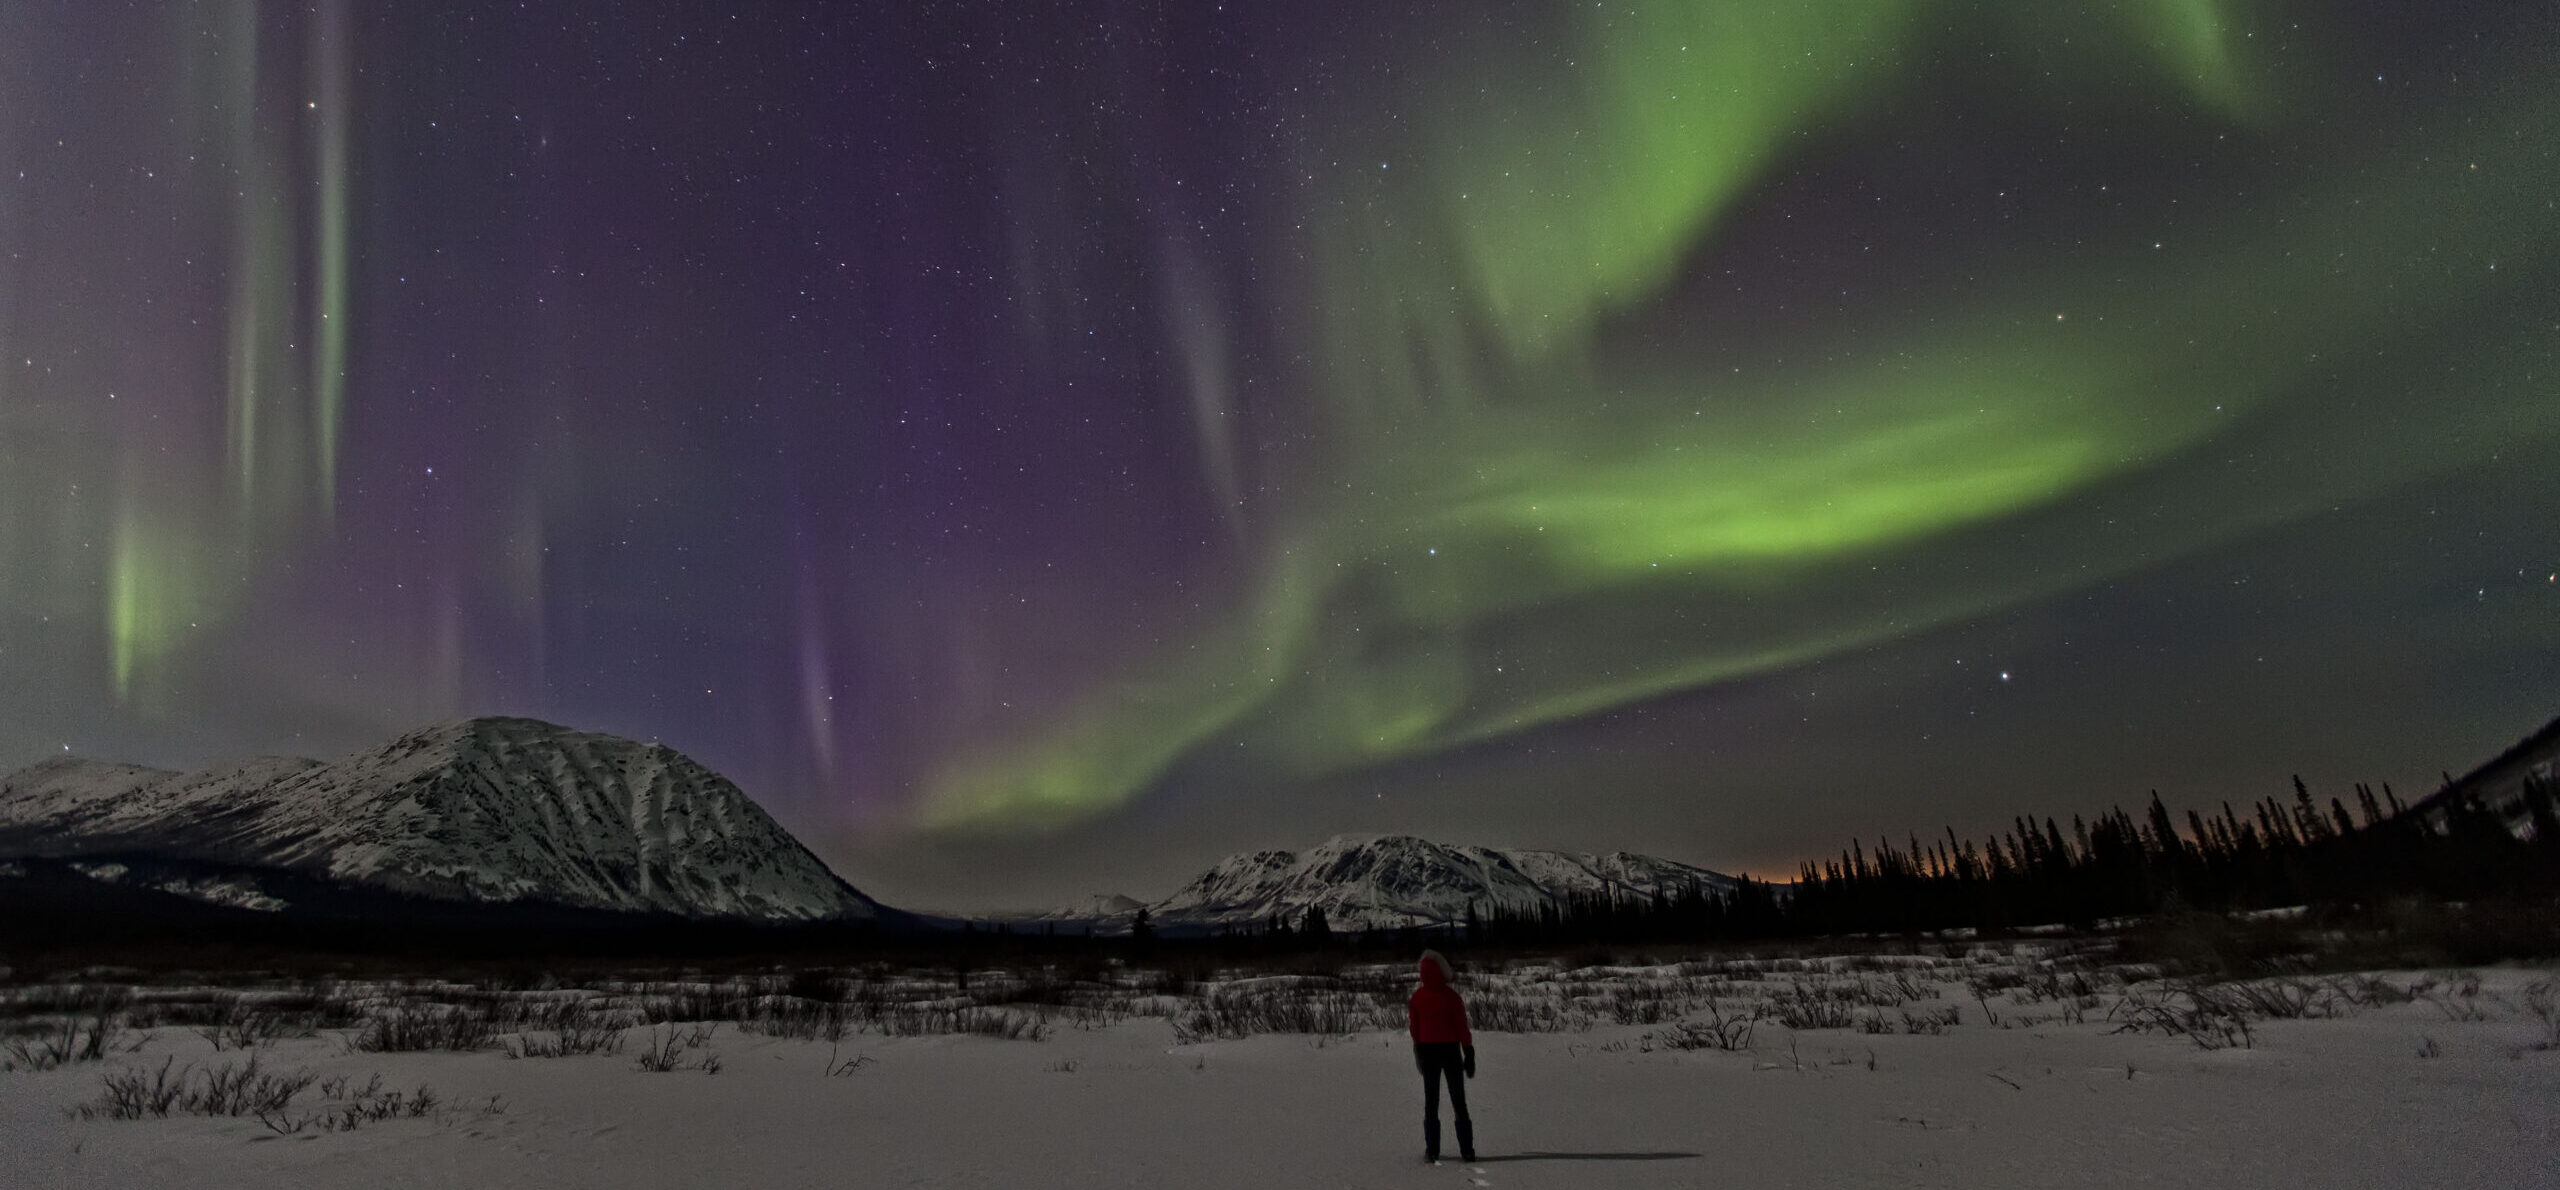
left=3, top=950, right=2555, bottom=1188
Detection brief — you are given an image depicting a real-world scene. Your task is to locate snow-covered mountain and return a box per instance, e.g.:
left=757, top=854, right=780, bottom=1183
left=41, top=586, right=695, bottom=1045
left=1021, top=893, right=1148, bottom=923
left=0, top=717, right=878, bottom=921
left=1080, top=834, right=1739, bottom=934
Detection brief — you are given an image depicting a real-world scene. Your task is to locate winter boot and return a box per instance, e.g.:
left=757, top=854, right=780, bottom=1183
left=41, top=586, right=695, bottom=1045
left=1456, top=1118, right=1476, bottom=1162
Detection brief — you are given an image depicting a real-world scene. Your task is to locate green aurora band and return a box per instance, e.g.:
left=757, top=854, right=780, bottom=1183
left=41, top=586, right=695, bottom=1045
left=919, top=1, right=2560, bottom=831
left=98, top=2, right=354, bottom=700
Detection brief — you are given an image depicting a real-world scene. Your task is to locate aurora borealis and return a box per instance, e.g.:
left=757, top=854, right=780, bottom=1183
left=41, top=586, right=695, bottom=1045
left=2, top=2, right=2553, bottom=909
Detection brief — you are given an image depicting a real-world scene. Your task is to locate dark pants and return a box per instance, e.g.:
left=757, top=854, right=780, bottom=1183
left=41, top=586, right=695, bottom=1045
left=1414, top=1042, right=1473, bottom=1160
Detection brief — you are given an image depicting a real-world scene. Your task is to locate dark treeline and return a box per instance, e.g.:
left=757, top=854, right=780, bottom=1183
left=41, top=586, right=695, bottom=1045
left=1779, top=775, right=2560, bottom=936
left=1446, top=774, right=2560, bottom=948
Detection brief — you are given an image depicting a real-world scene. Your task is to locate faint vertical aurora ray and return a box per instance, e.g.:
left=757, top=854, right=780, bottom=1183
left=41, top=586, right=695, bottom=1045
left=110, top=2, right=344, bottom=701
left=221, top=0, right=289, bottom=520
left=797, top=569, right=841, bottom=786
left=1157, top=235, right=1246, bottom=533
left=111, top=3, right=271, bottom=700
left=215, top=0, right=329, bottom=532
left=309, top=0, right=351, bottom=519
left=107, top=509, right=156, bottom=699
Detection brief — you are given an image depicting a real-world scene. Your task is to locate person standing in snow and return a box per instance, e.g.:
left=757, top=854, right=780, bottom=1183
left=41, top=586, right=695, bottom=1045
left=1407, top=949, right=1476, bottom=1163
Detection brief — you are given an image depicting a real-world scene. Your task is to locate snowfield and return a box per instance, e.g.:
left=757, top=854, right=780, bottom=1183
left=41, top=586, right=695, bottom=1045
left=3, top=947, right=2555, bottom=1189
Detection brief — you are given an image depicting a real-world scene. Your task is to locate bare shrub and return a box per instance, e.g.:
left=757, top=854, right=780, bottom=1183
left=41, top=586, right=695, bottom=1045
left=2110, top=983, right=2254, bottom=1050
left=194, top=1054, right=317, bottom=1116
left=634, top=1023, right=722, bottom=1072
left=874, top=1004, right=1049, bottom=1041
left=639, top=984, right=746, bottom=1024
left=352, top=1004, right=497, bottom=1053
left=2222, top=976, right=2347, bottom=1021
left=1466, top=989, right=1584, bottom=1035
left=1841, top=977, right=1914, bottom=1009
left=1655, top=1000, right=1757, bottom=1051
left=2332, top=974, right=2416, bottom=1008
left=77, top=1055, right=313, bottom=1121
left=734, top=996, right=852, bottom=1043
left=971, top=967, right=1119, bottom=1013
left=5, top=1014, right=128, bottom=1071
left=1967, top=969, right=2028, bottom=998
left=261, top=1072, right=442, bottom=1134
left=198, top=998, right=291, bottom=1051
left=4, top=988, right=132, bottom=1071
left=82, top=1056, right=190, bottom=1119
left=1171, top=986, right=1386, bottom=1042
left=823, top=1043, right=874, bottom=1076
left=506, top=1022, right=626, bottom=1058
left=2420, top=972, right=2494, bottom=1022
left=2523, top=980, right=2560, bottom=1051
left=1597, top=981, right=1689, bottom=1026
left=501, top=998, right=630, bottom=1057
left=1769, top=981, right=1858, bottom=1031
left=2016, top=965, right=2103, bottom=1004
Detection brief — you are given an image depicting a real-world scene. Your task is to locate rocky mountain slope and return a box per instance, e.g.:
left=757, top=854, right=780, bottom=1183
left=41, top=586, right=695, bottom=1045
left=0, top=717, right=877, bottom=921
left=1036, top=834, right=1739, bottom=934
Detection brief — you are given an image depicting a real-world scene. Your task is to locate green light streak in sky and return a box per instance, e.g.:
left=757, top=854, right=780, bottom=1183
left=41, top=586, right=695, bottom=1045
left=107, top=513, right=207, bottom=701
left=2113, top=0, right=2256, bottom=116
left=1420, top=0, right=2256, bottom=361
left=921, top=2, right=2560, bottom=832
left=1429, top=0, right=1916, bottom=359
left=221, top=0, right=274, bottom=516
left=102, top=2, right=350, bottom=701
left=920, top=555, right=1321, bottom=831
left=312, top=0, right=352, bottom=517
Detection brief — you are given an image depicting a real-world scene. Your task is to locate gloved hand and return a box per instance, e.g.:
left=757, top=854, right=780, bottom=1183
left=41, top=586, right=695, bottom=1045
left=1463, top=1046, right=1476, bottom=1079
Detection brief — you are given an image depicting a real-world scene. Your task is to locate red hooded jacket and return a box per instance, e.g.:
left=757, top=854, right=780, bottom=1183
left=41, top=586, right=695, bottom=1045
left=1407, top=952, right=1472, bottom=1046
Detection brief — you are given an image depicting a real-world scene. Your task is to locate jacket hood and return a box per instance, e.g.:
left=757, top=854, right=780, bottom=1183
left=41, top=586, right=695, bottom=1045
left=1418, top=950, right=1450, bottom=986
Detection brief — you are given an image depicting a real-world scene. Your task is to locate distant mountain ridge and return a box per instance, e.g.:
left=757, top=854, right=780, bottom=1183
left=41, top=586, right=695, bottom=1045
left=0, top=717, right=878, bottom=922
left=1021, top=834, right=1739, bottom=934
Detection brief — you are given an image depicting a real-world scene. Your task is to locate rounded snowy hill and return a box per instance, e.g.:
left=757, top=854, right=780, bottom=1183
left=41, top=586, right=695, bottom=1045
left=1145, top=833, right=1739, bottom=933
left=0, top=717, right=877, bottom=922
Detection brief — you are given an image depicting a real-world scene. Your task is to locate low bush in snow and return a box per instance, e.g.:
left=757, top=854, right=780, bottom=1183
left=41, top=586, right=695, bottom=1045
left=351, top=1004, right=498, bottom=1053
left=2, top=989, right=132, bottom=1070
left=634, top=1023, right=722, bottom=1073
left=495, top=997, right=630, bottom=1057
left=79, top=1056, right=455, bottom=1134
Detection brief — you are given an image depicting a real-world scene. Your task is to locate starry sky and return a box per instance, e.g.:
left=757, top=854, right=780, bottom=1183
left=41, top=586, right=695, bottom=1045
left=1, top=1, right=2553, bottom=912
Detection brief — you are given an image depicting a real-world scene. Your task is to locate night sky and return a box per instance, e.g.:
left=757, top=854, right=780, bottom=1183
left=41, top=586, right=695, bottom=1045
left=1, top=1, right=2553, bottom=912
